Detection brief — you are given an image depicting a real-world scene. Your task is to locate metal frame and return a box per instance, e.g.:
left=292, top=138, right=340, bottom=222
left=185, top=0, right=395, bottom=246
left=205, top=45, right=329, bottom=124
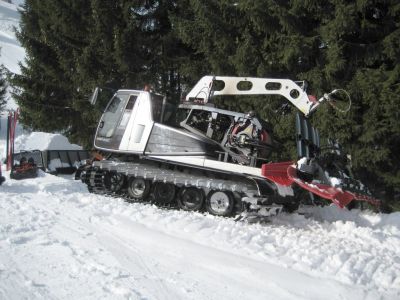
left=185, top=76, right=318, bottom=116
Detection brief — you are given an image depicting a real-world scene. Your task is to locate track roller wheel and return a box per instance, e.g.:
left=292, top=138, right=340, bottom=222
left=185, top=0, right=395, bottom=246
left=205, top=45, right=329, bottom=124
left=206, top=191, right=234, bottom=217
left=127, top=177, right=150, bottom=201
left=178, top=187, right=205, bottom=211
left=152, top=182, right=176, bottom=206
left=103, top=171, right=125, bottom=193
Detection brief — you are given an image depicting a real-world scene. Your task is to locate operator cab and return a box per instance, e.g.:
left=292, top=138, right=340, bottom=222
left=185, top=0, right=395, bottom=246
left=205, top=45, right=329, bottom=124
left=94, top=90, right=168, bottom=152
left=93, top=89, right=218, bottom=157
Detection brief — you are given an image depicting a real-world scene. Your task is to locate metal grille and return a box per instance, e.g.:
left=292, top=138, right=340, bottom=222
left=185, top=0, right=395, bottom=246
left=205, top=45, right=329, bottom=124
left=45, top=150, right=90, bottom=173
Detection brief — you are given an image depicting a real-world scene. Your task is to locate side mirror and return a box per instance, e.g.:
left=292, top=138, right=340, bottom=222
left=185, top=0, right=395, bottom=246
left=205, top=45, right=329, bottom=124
left=89, top=87, right=100, bottom=105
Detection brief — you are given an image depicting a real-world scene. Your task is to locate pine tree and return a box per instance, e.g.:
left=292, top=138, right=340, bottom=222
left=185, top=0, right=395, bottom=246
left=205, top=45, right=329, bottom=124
left=11, top=0, right=92, bottom=143
left=12, top=0, right=191, bottom=146
left=305, top=0, right=400, bottom=205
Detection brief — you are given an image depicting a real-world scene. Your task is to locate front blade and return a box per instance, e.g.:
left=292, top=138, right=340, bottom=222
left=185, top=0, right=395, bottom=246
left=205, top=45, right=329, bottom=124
left=287, top=165, right=380, bottom=208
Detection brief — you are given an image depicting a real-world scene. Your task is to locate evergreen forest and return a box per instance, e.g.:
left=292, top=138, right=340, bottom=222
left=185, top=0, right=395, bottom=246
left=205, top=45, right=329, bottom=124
left=10, top=0, right=400, bottom=209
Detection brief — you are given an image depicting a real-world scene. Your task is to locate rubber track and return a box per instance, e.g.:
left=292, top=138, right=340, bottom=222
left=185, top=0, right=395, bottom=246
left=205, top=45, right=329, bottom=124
left=81, top=160, right=261, bottom=212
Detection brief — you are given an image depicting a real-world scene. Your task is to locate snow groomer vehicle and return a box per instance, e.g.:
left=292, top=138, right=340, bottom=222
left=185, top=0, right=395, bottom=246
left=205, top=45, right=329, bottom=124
left=78, top=76, right=380, bottom=218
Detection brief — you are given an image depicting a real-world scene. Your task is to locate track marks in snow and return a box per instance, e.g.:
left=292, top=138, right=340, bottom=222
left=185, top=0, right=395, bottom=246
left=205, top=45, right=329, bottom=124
left=0, top=181, right=141, bottom=298
left=98, top=197, right=400, bottom=296
left=270, top=210, right=400, bottom=291
left=0, top=173, right=399, bottom=299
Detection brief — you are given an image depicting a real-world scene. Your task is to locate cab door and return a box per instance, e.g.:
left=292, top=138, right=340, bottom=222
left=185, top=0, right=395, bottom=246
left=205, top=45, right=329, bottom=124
left=125, top=92, right=154, bottom=152
left=94, top=91, right=138, bottom=150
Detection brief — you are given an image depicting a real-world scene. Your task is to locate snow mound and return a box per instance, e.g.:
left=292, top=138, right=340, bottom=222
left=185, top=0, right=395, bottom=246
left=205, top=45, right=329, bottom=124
left=14, top=132, right=82, bottom=151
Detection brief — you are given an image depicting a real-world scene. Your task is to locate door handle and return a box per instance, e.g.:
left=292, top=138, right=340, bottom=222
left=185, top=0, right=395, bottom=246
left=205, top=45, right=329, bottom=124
left=99, top=121, right=104, bottom=128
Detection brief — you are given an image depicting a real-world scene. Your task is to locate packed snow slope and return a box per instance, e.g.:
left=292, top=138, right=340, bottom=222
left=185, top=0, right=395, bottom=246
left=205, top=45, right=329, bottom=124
left=0, top=0, right=25, bottom=111
left=0, top=0, right=25, bottom=75
left=1, top=169, right=399, bottom=299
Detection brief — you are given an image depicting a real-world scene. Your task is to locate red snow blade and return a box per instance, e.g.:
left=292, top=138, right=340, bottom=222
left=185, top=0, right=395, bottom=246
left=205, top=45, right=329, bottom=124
left=262, top=162, right=380, bottom=208
left=286, top=166, right=380, bottom=208
left=261, top=161, right=294, bottom=186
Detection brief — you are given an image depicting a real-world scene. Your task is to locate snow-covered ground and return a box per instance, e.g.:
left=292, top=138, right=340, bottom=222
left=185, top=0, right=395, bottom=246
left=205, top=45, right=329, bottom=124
left=1, top=167, right=399, bottom=299
left=0, top=0, right=399, bottom=299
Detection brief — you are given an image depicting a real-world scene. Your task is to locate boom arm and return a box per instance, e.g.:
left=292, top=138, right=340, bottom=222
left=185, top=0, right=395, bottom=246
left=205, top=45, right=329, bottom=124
left=185, top=76, right=319, bottom=116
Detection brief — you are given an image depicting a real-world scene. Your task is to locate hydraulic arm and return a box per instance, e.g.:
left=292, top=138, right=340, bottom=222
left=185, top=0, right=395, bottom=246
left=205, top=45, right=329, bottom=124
left=185, top=76, right=319, bottom=116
